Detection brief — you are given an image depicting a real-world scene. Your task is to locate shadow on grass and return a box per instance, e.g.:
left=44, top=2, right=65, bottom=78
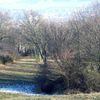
left=33, top=63, right=66, bottom=94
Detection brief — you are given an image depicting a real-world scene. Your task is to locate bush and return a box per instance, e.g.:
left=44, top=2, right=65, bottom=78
left=83, top=68, right=100, bottom=92
left=0, top=55, right=13, bottom=64
left=41, top=76, right=66, bottom=94
left=69, top=71, right=88, bottom=92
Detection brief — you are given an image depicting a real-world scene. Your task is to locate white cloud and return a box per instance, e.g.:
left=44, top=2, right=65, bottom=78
left=28, top=0, right=92, bottom=10
left=0, top=0, right=94, bottom=18
left=33, top=0, right=93, bottom=18
left=0, top=0, right=93, bottom=10
left=0, top=0, right=19, bottom=4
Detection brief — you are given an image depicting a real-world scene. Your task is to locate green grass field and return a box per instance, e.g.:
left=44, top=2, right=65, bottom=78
left=0, top=57, right=100, bottom=100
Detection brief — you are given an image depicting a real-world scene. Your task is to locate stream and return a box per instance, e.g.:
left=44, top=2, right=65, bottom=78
left=0, top=81, right=40, bottom=95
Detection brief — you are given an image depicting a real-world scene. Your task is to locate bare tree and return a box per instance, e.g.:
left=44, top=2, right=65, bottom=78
left=20, top=11, right=50, bottom=66
left=0, top=12, right=11, bottom=41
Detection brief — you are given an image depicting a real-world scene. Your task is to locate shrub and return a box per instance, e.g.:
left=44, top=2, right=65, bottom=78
left=0, top=55, right=13, bottom=64
left=83, top=68, right=100, bottom=92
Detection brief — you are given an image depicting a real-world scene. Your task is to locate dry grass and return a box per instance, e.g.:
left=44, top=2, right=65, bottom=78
left=0, top=92, right=100, bottom=100
left=0, top=58, right=41, bottom=82
left=0, top=58, right=100, bottom=100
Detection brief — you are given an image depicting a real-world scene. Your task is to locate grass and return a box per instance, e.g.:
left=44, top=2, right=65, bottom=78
left=0, top=92, right=100, bottom=100
left=0, top=58, right=41, bottom=83
left=0, top=57, right=100, bottom=100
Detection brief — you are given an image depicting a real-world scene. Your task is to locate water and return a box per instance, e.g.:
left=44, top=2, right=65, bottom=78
left=0, top=81, right=38, bottom=95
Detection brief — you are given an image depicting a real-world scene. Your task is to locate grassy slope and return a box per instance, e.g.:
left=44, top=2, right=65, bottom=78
left=0, top=58, right=100, bottom=100
left=0, top=58, right=41, bottom=83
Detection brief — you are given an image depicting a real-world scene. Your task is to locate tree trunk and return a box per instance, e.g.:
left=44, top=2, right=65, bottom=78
left=43, top=49, right=47, bottom=68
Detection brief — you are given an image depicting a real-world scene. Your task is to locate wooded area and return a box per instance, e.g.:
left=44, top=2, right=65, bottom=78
left=0, top=2, right=100, bottom=94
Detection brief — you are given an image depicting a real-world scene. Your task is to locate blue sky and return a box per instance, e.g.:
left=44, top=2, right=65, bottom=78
left=0, top=0, right=95, bottom=18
